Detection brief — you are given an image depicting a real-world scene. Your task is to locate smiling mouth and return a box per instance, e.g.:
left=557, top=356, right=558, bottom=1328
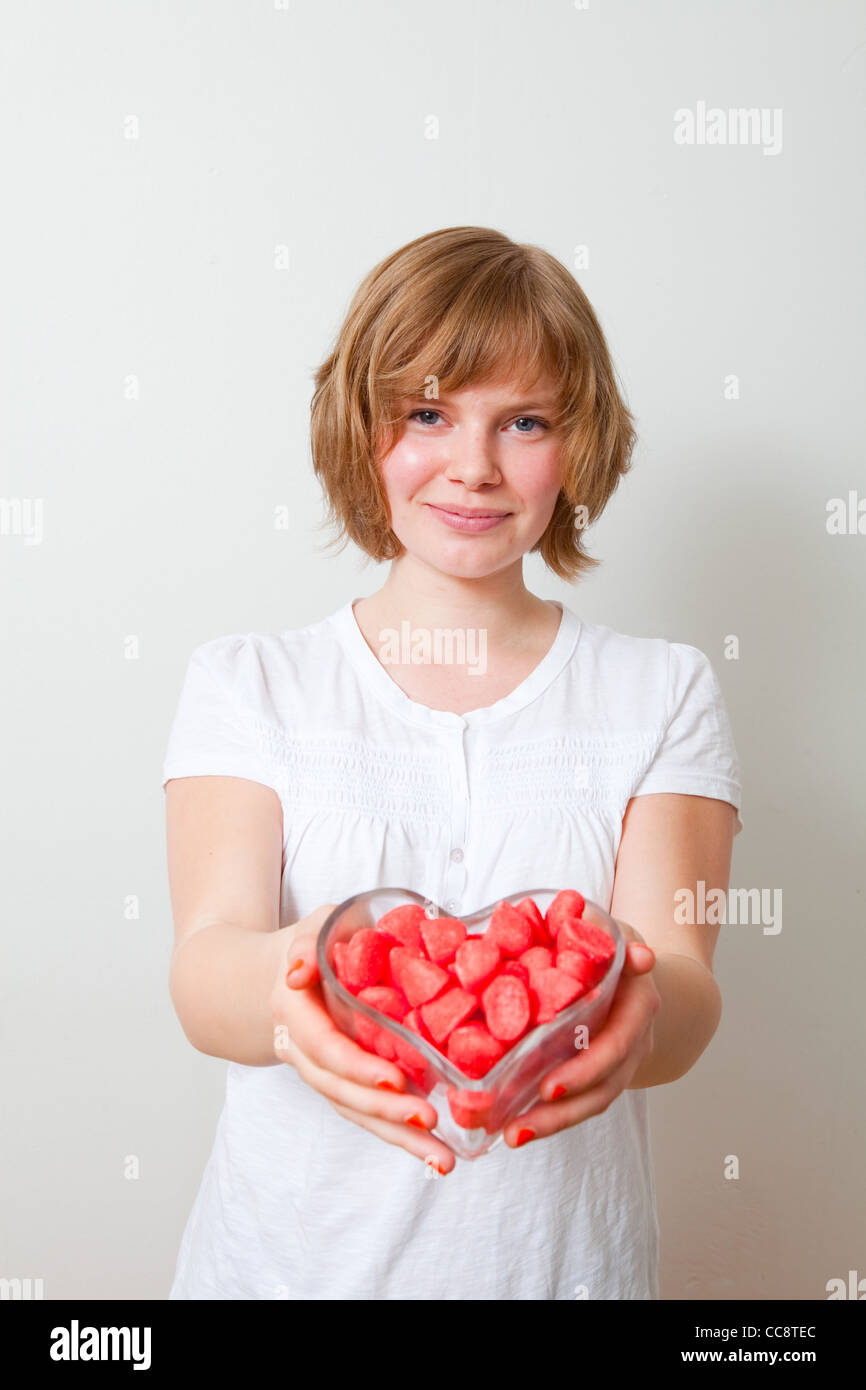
left=424, top=503, right=511, bottom=518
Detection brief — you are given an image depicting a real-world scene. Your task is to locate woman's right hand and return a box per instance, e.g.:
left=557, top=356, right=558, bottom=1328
left=269, top=905, right=457, bottom=1175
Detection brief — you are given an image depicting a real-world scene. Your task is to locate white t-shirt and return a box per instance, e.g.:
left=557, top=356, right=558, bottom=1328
left=162, top=598, right=743, bottom=1300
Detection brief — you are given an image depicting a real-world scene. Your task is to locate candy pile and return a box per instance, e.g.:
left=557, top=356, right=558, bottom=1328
left=331, top=890, right=615, bottom=1081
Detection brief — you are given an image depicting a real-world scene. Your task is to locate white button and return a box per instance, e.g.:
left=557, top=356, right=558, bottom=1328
left=445, top=899, right=458, bottom=913
left=450, top=848, right=464, bottom=864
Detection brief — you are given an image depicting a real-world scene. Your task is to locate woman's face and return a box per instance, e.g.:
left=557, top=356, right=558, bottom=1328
left=376, top=371, right=565, bottom=580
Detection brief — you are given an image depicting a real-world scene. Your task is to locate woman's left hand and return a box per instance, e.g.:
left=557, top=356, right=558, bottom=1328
left=503, top=921, right=661, bottom=1149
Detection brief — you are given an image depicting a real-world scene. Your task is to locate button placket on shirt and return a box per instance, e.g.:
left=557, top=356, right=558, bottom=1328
left=441, top=719, right=470, bottom=915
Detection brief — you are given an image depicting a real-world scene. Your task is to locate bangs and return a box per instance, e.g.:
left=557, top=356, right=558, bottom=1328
left=367, top=253, right=583, bottom=446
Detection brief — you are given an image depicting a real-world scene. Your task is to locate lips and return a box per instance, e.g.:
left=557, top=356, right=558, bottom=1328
left=425, top=504, right=510, bottom=518
left=428, top=505, right=508, bottom=517
left=424, top=503, right=512, bottom=533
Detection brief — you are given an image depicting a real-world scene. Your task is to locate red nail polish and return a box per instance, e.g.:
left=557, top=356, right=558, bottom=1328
left=406, top=1113, right=429, bottom=1129
left=376, top=1080, right=398, bottom=1091
left=550, top=1084, right=567, bottom=1100
left=515, top=1127, right=535, bottom=1147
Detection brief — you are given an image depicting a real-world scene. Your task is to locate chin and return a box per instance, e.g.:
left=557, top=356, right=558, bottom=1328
left=416, top=544, right=519, bottom=581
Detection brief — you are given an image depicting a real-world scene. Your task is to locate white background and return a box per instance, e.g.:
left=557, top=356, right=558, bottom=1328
left=2, top=0, right=864, bottom=1300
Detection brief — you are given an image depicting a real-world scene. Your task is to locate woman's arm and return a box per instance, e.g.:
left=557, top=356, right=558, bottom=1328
left=166, top=774, right=294, bottom=1066
left=164, top=773, right=457, bottom=1167
left=609, top=791, right=735, bottom=1088
left=623, top=950, right=721, bottom=1088
left=502, top=792, right=735, bottom=1145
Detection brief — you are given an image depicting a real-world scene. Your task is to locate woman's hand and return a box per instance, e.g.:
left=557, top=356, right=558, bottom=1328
left=270, top=907, right=457, bottom=1175
left=502, top=920, right=661, bottom=1149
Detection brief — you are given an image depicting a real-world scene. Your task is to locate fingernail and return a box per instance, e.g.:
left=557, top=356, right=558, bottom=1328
left=514, top=1127, right=535, bottom=1147
left=287, top=957, right=304, bottom=976
left=550, top=1084, right=567, bottom=1100
left=376, top=1079, right=398, bottom=1091
left=406, top=1113, right=429, bottom=1129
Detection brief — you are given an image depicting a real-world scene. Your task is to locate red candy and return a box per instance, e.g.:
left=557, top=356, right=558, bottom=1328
left=500, top=959, right=530, bottom=986
left=532, top=968, right=584, bottom=1023
left=519, top=945, right=554, bottom=987
left=454, top=937, right=501, bottom=994
left=388, top=947, right=450, bottom=1007
left=446, top=1023, right=505, bottom=1079
left=556, top=918, right=615, bottom=986
left=340, top=928, right=391, bottom=992
left=517, top=896, right=553, bottom=947
left=486, top=900, right=534, bottom=957
left=332, top=939, right=350, bottom=983
left=374, top=904, right=427, bottom=951
left=516, top=896, right=544, bottom=932
left=545, top=889, right=586, bottom=938
left=357, top=984, right=409, bottom=1021
left=355, top=985, right=410, bottom=1059
left=420, top=915, right=467, bottom=965
left=481, top=973, right=531, bottom=1043
left=331, top=891, right=615, bottom=1081
left=556, top=949, right=596, bottom=989
left=393, top=1011, right=429, bottom=1083
left=447, top=1086, right=493, bottom=1129
left=419, top=986, right=479, bottom=1044
left=567, top=918, right=616, bottom=967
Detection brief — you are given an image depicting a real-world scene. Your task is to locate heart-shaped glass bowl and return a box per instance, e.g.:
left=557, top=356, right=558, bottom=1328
left=317, top=888, right=625, bottom=1160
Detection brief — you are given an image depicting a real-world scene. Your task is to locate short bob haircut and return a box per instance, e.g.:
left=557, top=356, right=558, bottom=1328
left=310, top=226, right=636, bottom=581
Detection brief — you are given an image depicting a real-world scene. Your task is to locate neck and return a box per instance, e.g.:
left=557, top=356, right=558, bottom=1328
left=357, top=553, right=556, bottom=650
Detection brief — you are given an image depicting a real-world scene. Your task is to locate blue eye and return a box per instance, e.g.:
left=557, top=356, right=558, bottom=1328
left=408, top=410, right=549, bottom=433
left=409, top=409, right=443, bottom=426
left=511, top=416, right=549, bottom=434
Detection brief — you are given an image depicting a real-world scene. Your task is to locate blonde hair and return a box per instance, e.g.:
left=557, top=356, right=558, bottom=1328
left=310, top=225, right=636, bottom=580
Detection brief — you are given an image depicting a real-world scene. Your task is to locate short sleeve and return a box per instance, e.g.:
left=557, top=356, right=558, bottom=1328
left=631, top=642, right=744, bottom=835
left=161, top=636, right=282, bottom=797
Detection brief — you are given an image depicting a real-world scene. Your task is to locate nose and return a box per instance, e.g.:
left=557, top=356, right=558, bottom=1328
left=443, top=422, right=503, bottom=489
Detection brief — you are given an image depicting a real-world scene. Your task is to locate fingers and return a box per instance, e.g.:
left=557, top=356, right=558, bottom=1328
left=276, top=997, right=455, bottom=1172
left=622, top=941, right=656, bottom=975
left=536, top=974, right=660, bottom=1102
left=284, top=931, right=321, bottom=988
left=284, top=903, right=339, bottom=988
left=503, top=1023, right=654, bottom=1146
left=274, top=904, right=457, bottom=1172
left=612, top=919, right=656, bottom=976
left=273, top=980, right=408, bottom=1091
left=536, top=1027, right=629, bottom=1105
left=328, top=1099, right=456, bottom=1174
left=503, top=1064, right=628, bottom=1147
left=282, top=1031, right=439, bottom=1132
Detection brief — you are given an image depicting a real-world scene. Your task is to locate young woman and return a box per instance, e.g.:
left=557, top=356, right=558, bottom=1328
left=163, top=226, right=742, bottom=1300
